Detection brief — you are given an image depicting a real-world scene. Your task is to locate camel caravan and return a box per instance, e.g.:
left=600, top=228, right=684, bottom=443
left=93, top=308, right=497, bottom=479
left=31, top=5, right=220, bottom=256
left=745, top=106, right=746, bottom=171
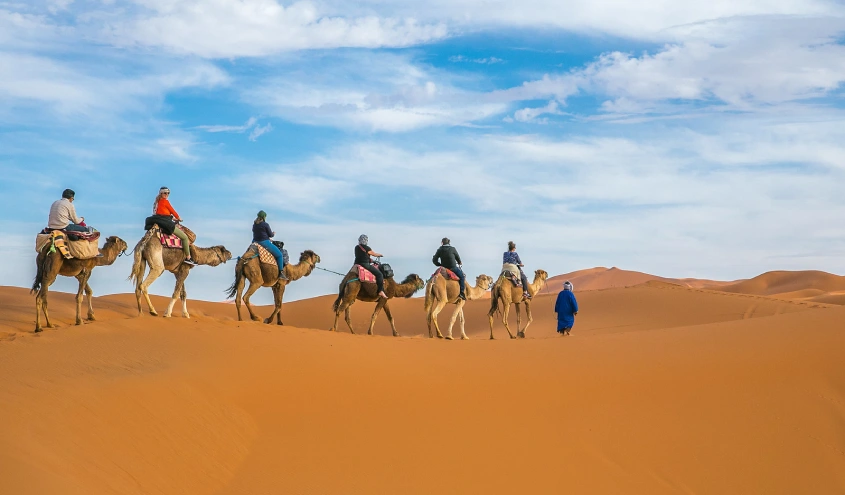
left=32, top=189, right=549, bottom=339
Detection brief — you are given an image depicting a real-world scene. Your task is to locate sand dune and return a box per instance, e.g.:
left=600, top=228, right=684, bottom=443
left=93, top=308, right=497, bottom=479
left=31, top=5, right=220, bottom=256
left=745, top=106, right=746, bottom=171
left=2, top=283, right=844, bottom=494
left=716, top=270, right=845, bottom=305
left=539, top=266, right=736, bottom=295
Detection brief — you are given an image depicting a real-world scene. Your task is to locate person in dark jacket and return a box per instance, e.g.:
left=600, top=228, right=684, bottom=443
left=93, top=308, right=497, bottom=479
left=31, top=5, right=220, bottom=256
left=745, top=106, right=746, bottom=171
left=355, top=234, right=387, bottom=299
left=432, top=237, right=466, bottom=300
left=252, top=210, right=287, bottom=280
left=554, top=281, right=578, bottom=335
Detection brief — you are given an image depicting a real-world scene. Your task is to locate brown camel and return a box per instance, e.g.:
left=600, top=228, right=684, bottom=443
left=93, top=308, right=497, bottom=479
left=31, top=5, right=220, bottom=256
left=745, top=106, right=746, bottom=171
left=330, top=271, right=425, bottom=336
left=129, top=231, right=231, bottom=318
left=31, top=235, right=128, bottom=333
left=226, top=248, right=321, bottom=324
left=424, top=271, right=494, bottom=340
left=487, top=269, right=549, bottom=339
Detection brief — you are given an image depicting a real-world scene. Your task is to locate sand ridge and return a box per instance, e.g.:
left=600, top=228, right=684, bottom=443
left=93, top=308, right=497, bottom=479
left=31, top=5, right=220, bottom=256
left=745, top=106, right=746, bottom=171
left=2, top=275, right=845, bottom=494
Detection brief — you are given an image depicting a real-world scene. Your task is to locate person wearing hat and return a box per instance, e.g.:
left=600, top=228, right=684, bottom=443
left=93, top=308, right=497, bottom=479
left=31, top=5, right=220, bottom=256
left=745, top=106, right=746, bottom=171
left=554, top=281, right=578, bottom=336
left=252, top=210, right=287, bottom=280
left=48, top=188, right=89, bottom=233
left=432, top=237, right=466, bottom=300
left=153, top=186, right=196, bottom=265
left=354, top=234, right=387, bottom=299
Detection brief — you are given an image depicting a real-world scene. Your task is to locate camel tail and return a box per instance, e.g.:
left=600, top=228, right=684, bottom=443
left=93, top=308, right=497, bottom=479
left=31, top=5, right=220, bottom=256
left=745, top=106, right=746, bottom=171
left=488, top=284, right=502, bottom=317
left=31, top=251, right=52, bottom=294
left=423, top=281, right=434, bottom=313
left=225, top=258, right=245, bottom=300
left=128, top=237, right=147, bottom=285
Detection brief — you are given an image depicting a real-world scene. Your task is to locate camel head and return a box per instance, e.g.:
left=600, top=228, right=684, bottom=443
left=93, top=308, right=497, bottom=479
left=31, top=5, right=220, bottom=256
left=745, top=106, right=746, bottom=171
left=210, top=246, right=233, bottom=266
left=534, top=269, right=549, bottom=290
left=400, top=274, right=426, bottom=298
left=106, top=236, right=129, bottom=254
left=476, top=274, right=495, bottom=290
left=298, top=250, right=320, bottom=275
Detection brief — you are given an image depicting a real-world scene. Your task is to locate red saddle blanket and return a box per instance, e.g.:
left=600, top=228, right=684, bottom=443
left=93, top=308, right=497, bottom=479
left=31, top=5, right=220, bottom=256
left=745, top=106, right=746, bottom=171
left=159, top=232, right=183, bottom=248
left=356, top=264, right=377, bottom=283
left=431, top=267, right=459, bottom=281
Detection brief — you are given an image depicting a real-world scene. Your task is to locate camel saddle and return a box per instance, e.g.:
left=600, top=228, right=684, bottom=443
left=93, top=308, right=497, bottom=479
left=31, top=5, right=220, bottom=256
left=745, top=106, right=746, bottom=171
left=352, top=264, right=377, bottom=283
left=150, top=224, right=196, bottom=248
left=431, top=267, right=460, bottom=281
left=35, top=231, right=99, bottom=259
left=499, top=270, right=522, bottom=288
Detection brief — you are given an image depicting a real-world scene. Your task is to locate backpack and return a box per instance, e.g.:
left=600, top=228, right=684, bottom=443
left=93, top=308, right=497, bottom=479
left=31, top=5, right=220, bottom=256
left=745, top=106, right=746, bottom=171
left=378, top=263, right=394, bottom=279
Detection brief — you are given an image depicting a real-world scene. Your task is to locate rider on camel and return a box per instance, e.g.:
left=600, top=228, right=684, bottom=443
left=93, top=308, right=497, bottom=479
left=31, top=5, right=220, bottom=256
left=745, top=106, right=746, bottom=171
left=252, top=210, right=288, bottom=280
left=355, top=234, right=387, bottom=299
left=432, top=237, right=466, bottom=300
left=48, top=189, right=89, bottom=233
left=153, top=187, right=197, bottom=266
left=503, top=241, right=531, bottom=300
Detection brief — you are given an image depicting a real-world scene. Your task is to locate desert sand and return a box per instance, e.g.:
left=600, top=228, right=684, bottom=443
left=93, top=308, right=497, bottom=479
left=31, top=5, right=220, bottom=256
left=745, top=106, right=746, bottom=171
left=1, top=271, right=844, bottom=494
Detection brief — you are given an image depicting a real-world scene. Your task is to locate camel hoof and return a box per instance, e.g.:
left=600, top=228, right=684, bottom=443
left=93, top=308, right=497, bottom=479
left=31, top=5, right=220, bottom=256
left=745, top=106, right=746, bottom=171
left=461, top=336, right=469, bottom=340
left=276, top=321, right=284, bottom=326
left=509, top=335, right=517, bottom=340
left=34, top=328, right=43, bottom=333
left=163, top=314, right=171, bottom=318
left=87, top=316, right=96, bottom=321
left=436, top=334, right=444, bottom=339
left=445, top=336, right=453, bottom=340
left=149, top=311, right=158, bottom=317
left=489, top=336, right=495, bottom=340
left=393, top=333, right=400, bottom=337
left=263, top=318, right=272, bottom=324
left=517, top=332, right=525, bottom=339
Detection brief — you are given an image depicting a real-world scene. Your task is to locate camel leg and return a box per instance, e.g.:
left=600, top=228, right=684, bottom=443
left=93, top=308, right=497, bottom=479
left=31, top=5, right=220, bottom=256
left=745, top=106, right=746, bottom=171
left=344, top=306, right=355, bottom=334
left=514, top=303, right=522, bottom=339
left=139, top=264, right=165, bottom=316
left=264, top=283, right=282, bottom=325
left=383, top=302, right=400, bottom=337
left=502, top=303, right=515, bottom=339
left=430, top=299, right=448, bottom=339
left=445, top=301, right=465, bottom=340
left=84, top=283, right=95, bottom=321
left=368, top=300, right=386, bottom=336
left=242, top=280, right=263, bottom=322
left=519, top=302, right=532, bottom=338
left=275, top=283, right=287, bottom=325
left=74, top=273, right=87, bottom=325
left=180, top=284, right=190, bottom=318
left=35, top=288, right=48, bottom=333
left=165, top=269, right=189, bottom=318
left=458, top=307, right=469, bottom=340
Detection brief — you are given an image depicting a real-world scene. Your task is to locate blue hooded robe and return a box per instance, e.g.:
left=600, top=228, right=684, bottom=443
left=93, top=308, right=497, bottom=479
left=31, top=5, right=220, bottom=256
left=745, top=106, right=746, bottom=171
left=554, top=290, right=578, bottom=330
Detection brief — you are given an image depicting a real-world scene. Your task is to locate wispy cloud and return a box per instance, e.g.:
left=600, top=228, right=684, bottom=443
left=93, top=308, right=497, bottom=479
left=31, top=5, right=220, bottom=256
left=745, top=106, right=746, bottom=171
left=449, top=55, right=503, bottom=64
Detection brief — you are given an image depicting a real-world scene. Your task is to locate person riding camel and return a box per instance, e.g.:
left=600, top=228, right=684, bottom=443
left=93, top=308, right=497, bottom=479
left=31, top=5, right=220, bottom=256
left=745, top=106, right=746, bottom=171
left=48, top=189, right=89, bottom=233
left=153, top=187, right=197, bottom=266
left=432, top=237, right=466, bottom=300
left=252, top=210, right=288, bottom=281
left=355, top=234, right=387, bottom=299
left=502, top=241, right=531, bottom=300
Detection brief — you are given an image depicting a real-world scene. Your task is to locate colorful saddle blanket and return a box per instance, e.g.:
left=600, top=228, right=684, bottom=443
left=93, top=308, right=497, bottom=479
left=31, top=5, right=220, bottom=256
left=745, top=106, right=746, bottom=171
left=354, top=264, right=377, bottom=283
left=500, top=270, right=522, bottom=288
left=39, top=227, right=100, bottom=243
left=254, top=243, right=277, bottom=266
left=431, top=267, right=460, bottom=281
left=151, top=224, right=196, bottom=249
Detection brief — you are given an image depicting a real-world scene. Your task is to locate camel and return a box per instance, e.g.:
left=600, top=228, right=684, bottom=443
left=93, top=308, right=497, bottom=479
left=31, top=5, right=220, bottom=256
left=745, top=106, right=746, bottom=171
left=330, top=271, right=425, bottom=336
left=424, top=271, right=494, bottom=340
left=31, top=235, right=128, bottom=333
left=129, top=230, right=231, bottom=318
left=225, top=248, right=321, bottom=324
left=487, top=269, right=549, bottom=339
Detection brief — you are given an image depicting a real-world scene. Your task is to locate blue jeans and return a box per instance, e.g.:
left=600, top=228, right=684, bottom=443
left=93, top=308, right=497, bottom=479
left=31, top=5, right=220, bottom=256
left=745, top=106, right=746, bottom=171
left=447, top=266, right=466, bottom=295
left=257, top=240, right=284, bottom=269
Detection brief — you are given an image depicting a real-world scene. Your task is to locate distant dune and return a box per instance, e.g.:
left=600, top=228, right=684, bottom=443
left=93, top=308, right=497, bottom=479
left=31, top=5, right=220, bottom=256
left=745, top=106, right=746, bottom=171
left=2, top=279, right=844, bottom=494
left=715, top=270, right=845, bottom=305
left=538, top=266, right=737, bottom=294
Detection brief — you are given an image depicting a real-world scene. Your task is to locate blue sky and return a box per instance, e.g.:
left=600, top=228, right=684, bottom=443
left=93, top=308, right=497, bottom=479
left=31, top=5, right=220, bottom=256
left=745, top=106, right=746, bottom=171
left=2, top=0, right=845, bottom=304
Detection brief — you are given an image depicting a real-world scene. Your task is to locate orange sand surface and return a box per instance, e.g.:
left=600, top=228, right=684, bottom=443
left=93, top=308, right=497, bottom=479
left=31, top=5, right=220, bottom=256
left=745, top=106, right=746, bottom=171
left=2, top=282, right=844, bottom=494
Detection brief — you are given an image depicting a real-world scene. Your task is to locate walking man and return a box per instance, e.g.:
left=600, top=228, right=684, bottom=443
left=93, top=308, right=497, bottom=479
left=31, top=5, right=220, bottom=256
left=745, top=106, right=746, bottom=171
left=432, top=237, right=466, bottom=300
left=555, top=281, right=578, bottom=335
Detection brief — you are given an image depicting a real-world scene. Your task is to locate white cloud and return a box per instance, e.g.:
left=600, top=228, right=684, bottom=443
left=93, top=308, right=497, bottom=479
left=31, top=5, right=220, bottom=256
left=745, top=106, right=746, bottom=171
left=512, top=100, right=564, bottom=122
left=102, top=0, right=448, bottom=58
left=248, top=122, right=273, bottom=141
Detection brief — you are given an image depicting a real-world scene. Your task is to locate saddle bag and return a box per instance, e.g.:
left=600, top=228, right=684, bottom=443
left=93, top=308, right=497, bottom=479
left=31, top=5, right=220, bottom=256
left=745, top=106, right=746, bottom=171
left=378, top=263, right=394, bottom=279
left=144, top=214, right=176, bottom=235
